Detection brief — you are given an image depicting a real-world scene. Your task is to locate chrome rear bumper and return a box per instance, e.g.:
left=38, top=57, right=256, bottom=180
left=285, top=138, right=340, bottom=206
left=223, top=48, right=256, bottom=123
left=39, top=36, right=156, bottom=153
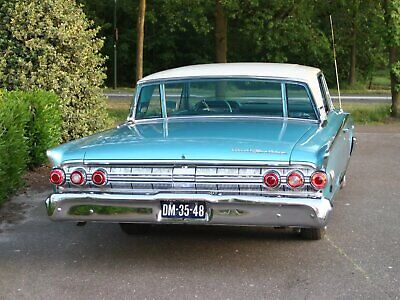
left=45, top=193, right=332, bottom=228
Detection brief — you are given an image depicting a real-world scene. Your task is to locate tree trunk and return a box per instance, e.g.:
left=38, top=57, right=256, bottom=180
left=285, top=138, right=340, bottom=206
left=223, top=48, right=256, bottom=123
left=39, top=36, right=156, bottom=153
left=215, top=0, right=227, bottom=99
left=349, top=35, right=357, bottom=86
left=389, top=46, right=399, bottom=117
left=215, top=0, right=227, bottom=63
left=383, top=0, right=400, bottom=118
left=136, top=0, right=146, bottom=83
left=349, top=0, right=358, bottom=86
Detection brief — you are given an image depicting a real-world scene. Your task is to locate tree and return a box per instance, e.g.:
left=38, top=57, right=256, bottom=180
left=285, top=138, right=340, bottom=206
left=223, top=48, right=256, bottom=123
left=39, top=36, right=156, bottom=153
left=136, top=0, right=146, bottom=82
left=0, top=0, right=108, bottom=141
left=383, top=0, right=400, bottom=117
left=324, top=0, right=386, bottom=86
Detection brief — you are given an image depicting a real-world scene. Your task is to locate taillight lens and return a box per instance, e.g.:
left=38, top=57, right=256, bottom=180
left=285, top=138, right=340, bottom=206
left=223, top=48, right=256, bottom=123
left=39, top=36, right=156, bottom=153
left=49, top=168, right=65, bottom=185
left=70, top=169, right=86, bottom=186
left=287, top=171, right=304, bottom=189
left=92, top=169, right=107, bottom=186
left=311, top=171, right=328, bottom=190
left=263, top=171, right=280, bottom=188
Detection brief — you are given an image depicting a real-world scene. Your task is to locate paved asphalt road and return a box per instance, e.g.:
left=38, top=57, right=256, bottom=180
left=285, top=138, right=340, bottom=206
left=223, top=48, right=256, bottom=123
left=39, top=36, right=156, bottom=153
left=105, top=93, right=392, bottom=103
left=0, top=126, right=399, bottom=300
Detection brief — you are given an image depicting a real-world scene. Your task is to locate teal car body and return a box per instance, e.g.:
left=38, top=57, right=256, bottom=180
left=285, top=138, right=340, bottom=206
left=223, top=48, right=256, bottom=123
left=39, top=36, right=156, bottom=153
left=46, top=63, right=355, bottom=240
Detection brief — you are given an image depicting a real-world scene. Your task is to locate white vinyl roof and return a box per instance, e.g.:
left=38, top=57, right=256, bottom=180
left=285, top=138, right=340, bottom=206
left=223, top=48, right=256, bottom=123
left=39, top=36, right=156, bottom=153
left=138, top=63, right=321, bottom=84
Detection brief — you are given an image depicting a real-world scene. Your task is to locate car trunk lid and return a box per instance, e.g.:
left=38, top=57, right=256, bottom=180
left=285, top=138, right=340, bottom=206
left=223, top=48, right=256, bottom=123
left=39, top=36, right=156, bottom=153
left=81, top=118, right=316, bottom=163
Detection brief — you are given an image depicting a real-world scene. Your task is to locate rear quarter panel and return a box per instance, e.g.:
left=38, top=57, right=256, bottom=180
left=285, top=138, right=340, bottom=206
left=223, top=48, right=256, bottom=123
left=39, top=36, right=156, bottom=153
left=291, top=110, right=354, bottom=201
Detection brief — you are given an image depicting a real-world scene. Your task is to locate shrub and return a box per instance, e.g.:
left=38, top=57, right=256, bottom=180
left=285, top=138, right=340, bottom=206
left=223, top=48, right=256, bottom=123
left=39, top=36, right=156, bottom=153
left=0, top=93, right=30, bottom=204
left=5, top=91, right=62, bottom=168
left=0, top=90, right=61, bottom=205
left=0, top=0, right=108, bottom=142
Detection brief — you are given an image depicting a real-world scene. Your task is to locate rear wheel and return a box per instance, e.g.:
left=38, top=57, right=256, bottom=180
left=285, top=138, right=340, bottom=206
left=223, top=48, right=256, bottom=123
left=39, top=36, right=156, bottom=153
left=119, top=223, right=151, bottom=235
left=300, top=227, right=326, bottom=240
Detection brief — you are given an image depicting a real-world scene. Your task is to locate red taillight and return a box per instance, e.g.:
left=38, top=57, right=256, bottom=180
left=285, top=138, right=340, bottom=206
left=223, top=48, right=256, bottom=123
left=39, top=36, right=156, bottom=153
left=49, top=169, right=65, bottom=185
left=92, top=169, right=107, bottom=186
left=263, top=171, right=280, bottom=188
left=70, top=169, right=86, bottom=186
left=311, top=171, right=328, bottom=190
left=287, top=171, right=304, bottom=189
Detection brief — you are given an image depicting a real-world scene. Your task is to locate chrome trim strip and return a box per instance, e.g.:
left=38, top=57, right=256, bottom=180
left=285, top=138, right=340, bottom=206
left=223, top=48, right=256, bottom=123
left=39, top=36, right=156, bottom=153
left=160, top=83, right=167, bottom=119
left=132, top=115, right=320, bottom=124
left=59, top=163, right=318, bottom=195
left=138, top=76, right=311, bottom=85
left=74, top=159, right=317, bottom=169
left=281, top=82, right=288, bottom=118
left=128, top=77, right=321, bottom=123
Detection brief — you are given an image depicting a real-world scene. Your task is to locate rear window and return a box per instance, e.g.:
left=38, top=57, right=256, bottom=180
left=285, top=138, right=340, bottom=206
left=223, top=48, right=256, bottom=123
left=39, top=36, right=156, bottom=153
left=164, top=79, right=283, bottom=118
left=286, top=84, right=317, bottom=120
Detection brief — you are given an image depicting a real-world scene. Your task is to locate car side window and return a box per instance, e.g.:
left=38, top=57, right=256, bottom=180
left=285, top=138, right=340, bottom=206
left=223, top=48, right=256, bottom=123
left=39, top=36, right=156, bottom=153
left=135, top=84, right=162, bottom=120
left=318, top=74, right=330, bottom=113
left=286, top=83, right=317, bottom=120
left=165, top=82, right=185, bottom=115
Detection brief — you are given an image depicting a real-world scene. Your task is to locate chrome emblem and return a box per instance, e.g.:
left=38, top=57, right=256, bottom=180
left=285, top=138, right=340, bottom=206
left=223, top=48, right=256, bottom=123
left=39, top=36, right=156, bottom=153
left=231, top=148, right=287, bottom=155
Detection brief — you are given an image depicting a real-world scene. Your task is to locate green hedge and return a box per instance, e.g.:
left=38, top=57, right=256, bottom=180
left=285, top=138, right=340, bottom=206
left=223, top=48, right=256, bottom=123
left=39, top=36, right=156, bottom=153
left=0, top=90, right=61, bottom=204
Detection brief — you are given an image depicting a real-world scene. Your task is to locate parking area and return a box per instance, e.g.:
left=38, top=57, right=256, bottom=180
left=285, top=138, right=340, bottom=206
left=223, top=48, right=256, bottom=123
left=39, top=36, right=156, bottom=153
left=0, top=125, right=399, bottom=300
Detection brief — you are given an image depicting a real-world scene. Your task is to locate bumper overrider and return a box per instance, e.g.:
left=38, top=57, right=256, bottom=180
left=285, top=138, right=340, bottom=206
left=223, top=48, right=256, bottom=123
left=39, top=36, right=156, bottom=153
left=45, top=193, right=332, bottom=228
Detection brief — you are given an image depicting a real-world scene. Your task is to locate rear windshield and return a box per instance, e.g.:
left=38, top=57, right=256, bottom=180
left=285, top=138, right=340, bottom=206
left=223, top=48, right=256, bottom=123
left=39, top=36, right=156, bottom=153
left=135, top=79, right=317, bottom=120
left=167, top=79, right=283, bottom=118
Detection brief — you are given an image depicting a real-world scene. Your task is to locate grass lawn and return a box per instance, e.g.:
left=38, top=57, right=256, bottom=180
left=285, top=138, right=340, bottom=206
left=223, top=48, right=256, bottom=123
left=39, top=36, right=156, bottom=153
left=107, top=99, right=131, bottom=126
left=342, top=103, right=394, bottom=124
left=103, top=87, right=135, bottom=94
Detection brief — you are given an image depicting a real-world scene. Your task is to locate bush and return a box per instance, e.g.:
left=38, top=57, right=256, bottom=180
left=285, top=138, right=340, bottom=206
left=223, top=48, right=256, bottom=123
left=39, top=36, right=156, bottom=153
left=0, top=93, right=30, bottom=204
left=0, top=90, right=61, bottom=205
left=5, top=91, right=62, bottom=167
left=0, top=0, right=108, bottom=142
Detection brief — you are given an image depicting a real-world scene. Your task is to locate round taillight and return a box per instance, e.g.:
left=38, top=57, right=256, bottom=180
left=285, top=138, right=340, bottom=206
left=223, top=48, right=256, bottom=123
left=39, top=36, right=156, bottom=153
left=311, top=171, right=328, bottom=190
left=263, top=171, right=280, bottom=188
left=49, top=168, right=65, bottom=186
left=70, top=169, right=86, bottom=186
left=92, top=169, right=107, bottom=186
left=287, top=171, right=304, bottom=189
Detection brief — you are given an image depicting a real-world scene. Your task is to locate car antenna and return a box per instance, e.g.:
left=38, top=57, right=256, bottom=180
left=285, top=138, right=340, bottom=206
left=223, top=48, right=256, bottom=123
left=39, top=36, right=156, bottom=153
left=329, top=15, right=342, bottom=111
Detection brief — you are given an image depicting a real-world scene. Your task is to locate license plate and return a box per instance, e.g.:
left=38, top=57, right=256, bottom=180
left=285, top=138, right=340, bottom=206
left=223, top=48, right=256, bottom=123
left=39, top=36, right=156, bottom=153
left=160, top=201, right=207, bottom=219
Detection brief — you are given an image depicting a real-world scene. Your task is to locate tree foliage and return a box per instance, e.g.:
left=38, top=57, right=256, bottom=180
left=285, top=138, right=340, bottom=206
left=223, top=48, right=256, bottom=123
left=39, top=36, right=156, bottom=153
left=0, top=0, right=108, bottom=141
left=78, top=0, right=388, bottom=88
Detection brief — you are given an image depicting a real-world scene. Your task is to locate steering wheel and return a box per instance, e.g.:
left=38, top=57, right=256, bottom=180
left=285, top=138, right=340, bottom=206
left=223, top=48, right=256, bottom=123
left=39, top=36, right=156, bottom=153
left=194, top=99, right=233, bottom=113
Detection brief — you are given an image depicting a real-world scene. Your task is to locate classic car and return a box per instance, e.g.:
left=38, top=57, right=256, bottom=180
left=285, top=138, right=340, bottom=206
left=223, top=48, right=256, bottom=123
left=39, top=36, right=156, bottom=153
left=45, top=63, right=355, bottom=240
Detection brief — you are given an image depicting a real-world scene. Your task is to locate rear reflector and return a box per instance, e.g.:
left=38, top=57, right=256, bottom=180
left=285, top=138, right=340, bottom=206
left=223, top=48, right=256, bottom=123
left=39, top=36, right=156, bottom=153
left=287, top=171, right=304, bottom=189
left=70, top=169, right=86, bottom=186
